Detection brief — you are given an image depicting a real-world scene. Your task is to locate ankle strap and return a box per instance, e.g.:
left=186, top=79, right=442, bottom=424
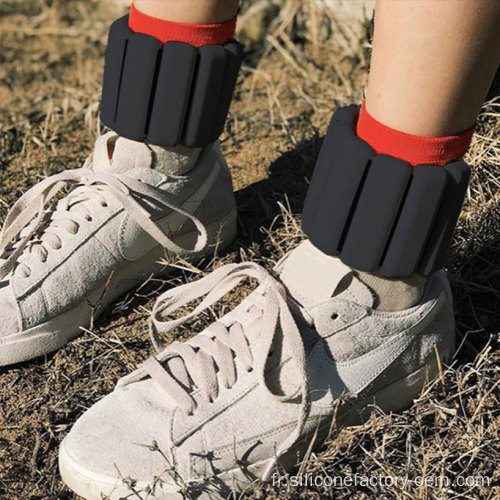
left=100, top=15, right=243, bottom=148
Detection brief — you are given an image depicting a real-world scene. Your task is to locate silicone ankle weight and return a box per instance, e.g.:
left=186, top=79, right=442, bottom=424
left=100, top=15, right=243, bottom=147
left=302, top=106, right=470, bottom=278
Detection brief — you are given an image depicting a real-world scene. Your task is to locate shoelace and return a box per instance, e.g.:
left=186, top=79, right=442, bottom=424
left=119, top=262, right=310, bottom=471
left=0, top=161, right=207, bottom=280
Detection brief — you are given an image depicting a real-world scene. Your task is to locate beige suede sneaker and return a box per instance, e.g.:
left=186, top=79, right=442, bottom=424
left=0, top=132, right=237, bottom=366
left=59, top=240, right=455, bottom=499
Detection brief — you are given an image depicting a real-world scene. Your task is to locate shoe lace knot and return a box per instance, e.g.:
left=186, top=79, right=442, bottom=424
left=119, top=262, right=310, bottom=463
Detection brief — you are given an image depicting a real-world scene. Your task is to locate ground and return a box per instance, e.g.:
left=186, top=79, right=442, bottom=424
left=0, top=1, right=499, bottom=499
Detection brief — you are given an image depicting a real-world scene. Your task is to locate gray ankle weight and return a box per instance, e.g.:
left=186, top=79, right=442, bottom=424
left=302, top=106, right=470, bottom=278
left=100, top=15, right=243, bottom=147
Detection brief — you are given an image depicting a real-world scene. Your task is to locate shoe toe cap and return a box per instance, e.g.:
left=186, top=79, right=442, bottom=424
left=60, top=381, right=179, bottom=498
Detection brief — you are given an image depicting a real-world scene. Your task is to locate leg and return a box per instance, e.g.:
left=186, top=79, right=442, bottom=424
left=134, top=0, right=238, bottom=23
left=306, top=0, right=500, bottom=311
left=359, top=0, right=500, bottom=309
left=0, top=0, right=242, bottom=365
left=367, top=0, right=500, bottom=136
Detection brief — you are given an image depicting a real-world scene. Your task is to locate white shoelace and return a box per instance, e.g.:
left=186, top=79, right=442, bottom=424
left=0, top=160, right=207, bottom=280
left=120, top=262, right=310, bottom=470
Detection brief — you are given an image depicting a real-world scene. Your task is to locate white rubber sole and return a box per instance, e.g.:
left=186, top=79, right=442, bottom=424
left=59, top=340, right=453, bottom=500
left=0, top=206, right=237, bottom=367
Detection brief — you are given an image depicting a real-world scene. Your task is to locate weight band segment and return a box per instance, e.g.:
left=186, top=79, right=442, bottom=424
left=100, top=15, right=243, bottom=147
left=302, top=106, right=471, bottom=278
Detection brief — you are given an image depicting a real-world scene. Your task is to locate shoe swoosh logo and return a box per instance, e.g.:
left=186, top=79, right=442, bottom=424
left=309, top=324, right=422, bottom=401
left=119, top=160, right=221, bottom=261
left=172, top=323, right=430, bottom=446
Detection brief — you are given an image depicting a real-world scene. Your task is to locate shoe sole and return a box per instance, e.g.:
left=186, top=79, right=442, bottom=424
left=58, top=340, right=453, bottom=500
left=0, top=206, right=237, bottom=367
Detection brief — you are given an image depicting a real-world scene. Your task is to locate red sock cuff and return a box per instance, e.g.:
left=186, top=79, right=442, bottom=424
left=356, top=100, right=475, bottom=166
left=129, top=3, right=237, bottom=47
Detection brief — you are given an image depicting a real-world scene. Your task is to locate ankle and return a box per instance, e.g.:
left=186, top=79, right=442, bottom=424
left=357, top=100, right=474, bottom=166
left=133, top=0, right=238, bottom=26
left=129, top=2, right=237, bottom=45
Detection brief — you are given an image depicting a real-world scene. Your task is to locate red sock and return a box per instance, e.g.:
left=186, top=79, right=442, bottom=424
left=128, top=2, right=236, bottom=47
left=356, top=100, right=475, bottom=167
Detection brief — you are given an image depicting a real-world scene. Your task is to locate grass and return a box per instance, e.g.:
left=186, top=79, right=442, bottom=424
left=0, top=0, right=499, bottom=498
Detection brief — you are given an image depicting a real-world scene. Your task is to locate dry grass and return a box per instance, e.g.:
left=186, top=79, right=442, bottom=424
left=0, top=0, right=499, bottom=499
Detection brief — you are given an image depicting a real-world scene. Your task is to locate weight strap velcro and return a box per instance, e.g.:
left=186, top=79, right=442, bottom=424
left=100, top=15, right=243, bottom=147
left=302, top=106, right=470, bottom=278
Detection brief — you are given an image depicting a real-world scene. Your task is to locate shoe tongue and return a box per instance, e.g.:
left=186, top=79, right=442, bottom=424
left=276, top=240, right=374, bottom=308
left=92, top=132, right=154, bottom=173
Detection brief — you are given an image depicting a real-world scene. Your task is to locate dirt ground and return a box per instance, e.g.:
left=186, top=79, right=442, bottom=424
left=0, top=1, right=500, bottom=499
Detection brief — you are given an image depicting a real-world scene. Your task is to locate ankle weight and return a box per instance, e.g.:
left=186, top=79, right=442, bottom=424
left=302, top=106, right=471, bottom=278
left=100, top=15, right=243, bottom=147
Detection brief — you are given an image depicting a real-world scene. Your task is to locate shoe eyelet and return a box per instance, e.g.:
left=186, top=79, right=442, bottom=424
left=330, top=312, right=339, bottom=320
left=247, top=367, right=254, bottom=373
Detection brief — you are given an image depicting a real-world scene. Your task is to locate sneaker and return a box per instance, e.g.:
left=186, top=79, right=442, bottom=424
left=59, top=240, right=455, bottom=499
left=0, top=132, right=237, bottom=366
